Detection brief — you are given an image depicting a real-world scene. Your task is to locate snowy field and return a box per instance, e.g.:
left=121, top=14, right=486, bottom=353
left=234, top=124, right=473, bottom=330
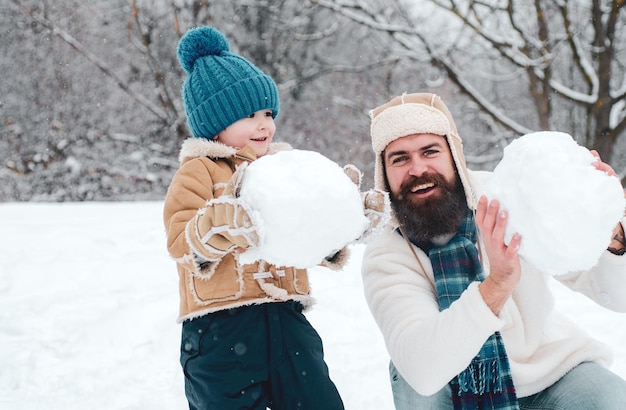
left=1, top=201, right=624, bottom=410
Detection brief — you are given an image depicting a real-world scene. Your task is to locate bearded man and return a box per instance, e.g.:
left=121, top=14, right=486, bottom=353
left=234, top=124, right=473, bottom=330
left=361, top=92, right=626, bottom=409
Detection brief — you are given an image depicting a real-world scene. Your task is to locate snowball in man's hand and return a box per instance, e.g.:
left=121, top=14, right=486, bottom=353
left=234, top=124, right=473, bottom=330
left=479, top=131, right=625, bottom=276
left=238, top=150, right=369, bottom=268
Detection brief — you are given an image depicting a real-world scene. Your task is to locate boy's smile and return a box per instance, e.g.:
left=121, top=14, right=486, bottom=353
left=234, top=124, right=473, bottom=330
left=251, top=135, right=269, bottom=143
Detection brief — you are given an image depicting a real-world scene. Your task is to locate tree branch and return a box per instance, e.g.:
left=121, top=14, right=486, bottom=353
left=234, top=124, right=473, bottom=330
left=314, top=0, right=532, bottom=136
left=10, top=0, right=170, bottom=122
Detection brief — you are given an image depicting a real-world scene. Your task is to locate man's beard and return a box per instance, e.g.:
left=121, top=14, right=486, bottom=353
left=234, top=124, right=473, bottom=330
left=390, top=172, right=467, bottom=244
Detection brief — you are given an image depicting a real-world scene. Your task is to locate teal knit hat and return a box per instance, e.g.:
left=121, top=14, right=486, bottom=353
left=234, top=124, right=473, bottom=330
left=177, top=26, right=280, bottom=139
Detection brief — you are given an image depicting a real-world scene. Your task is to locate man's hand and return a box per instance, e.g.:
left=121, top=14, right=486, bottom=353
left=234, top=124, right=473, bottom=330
left=475, top=196, right=522, bottom=315
left=608, top=223, right=626, bottom=255
left=590, top=150, right=626, bottom=255
left=590, top=149, right=618, bottom=177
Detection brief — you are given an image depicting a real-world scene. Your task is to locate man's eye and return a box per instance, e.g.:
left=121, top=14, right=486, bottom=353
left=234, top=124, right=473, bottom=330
left=391, top=156, right=408, bottom=164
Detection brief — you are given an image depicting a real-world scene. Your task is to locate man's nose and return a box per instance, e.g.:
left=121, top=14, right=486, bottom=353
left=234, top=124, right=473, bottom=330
left=408, top=158, right=428, bottom=176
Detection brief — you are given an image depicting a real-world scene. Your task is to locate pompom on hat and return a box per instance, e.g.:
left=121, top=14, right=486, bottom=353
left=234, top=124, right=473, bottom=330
left=369, top=93, right=475, bottom=209
left=177, top=26, right=280, bottom=139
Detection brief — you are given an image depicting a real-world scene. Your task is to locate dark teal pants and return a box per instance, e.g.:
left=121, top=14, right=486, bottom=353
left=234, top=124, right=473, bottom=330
left=180, top=301, right=344, bottom=410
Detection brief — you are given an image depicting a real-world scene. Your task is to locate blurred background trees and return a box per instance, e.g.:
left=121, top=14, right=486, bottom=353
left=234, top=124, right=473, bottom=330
left=2, top=0, right=625, bottom=201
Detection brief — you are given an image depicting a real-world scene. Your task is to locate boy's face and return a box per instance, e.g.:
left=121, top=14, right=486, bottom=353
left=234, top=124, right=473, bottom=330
left=216, top=109, right=275, bottom=157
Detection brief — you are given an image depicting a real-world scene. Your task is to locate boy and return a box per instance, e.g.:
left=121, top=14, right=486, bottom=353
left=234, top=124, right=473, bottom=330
left=163, top=26, right=347, bottom=409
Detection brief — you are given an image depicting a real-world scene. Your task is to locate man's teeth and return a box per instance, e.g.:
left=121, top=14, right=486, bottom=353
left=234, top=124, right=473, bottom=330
left=411, top=183, right=435, bottom=193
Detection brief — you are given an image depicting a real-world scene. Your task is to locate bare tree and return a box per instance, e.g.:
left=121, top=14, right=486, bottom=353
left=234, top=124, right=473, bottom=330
left=314, top=0, right=626, bottom=178
left=3, top=0, right=409, bottom=200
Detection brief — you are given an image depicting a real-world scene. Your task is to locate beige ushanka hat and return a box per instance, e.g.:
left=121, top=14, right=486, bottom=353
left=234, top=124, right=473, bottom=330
left=369, top=92, right=476, bottom=210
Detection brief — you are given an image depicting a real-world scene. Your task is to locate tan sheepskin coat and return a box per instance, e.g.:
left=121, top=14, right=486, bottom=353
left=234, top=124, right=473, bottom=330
left=164, top=139, right=348, bottom=322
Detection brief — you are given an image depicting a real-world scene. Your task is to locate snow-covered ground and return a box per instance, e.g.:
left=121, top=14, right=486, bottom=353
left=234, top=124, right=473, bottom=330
left=1, top=201, right=624, bottom=409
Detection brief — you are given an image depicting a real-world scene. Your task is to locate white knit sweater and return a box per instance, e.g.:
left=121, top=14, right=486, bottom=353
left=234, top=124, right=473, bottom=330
left=362, top=179, right=626, bottom=398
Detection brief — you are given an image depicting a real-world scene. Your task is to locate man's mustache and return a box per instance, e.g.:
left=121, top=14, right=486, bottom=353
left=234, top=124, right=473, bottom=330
left=398, top=173, right=446, bottom=200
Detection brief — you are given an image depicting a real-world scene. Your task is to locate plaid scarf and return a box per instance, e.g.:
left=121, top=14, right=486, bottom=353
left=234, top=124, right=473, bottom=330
left=428, top=209, right=519, bottom=410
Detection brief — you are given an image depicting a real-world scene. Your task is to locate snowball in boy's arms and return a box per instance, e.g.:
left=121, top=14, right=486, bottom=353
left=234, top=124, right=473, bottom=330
left=477, top=131, right=625, bottom=276
left=238, top=149, right=369, bottom=268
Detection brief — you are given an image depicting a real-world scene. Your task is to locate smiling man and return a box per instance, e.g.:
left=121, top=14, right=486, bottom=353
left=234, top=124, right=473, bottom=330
left=383, top=132, right=465, bottom=245
left=362, top=92, right=626, bottom=409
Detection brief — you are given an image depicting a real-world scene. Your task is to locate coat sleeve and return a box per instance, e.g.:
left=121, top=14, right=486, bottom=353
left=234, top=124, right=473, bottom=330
left=164, top=158, right=257, bottom=265
left=554, top=219, right=626, bottom=312
left=164, top=159, right=215, bottom=261
left=361, top=229, right=506, bottom=396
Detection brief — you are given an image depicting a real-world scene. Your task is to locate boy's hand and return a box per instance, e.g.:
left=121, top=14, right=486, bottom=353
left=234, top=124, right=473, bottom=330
left=218, top=163, right=260, bottom=249
left=223, top=162, right=248, bottom=197
left=343, top=164, right=362, bottom=188
left=186, top=164, right=261, bottom=258
left=361, top=189, right=390, bottom=240
left=342, top=163, right=391, bottom=241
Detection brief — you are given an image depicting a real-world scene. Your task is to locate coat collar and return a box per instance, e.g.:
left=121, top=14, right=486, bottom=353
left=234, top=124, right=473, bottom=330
left=178, top=138, right=292, bottom=164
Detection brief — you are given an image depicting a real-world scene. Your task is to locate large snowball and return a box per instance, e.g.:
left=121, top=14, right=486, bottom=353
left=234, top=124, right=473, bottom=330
left=238, top=149, right=369, bottom=268
left=480, top=131, right=625, bottom=276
